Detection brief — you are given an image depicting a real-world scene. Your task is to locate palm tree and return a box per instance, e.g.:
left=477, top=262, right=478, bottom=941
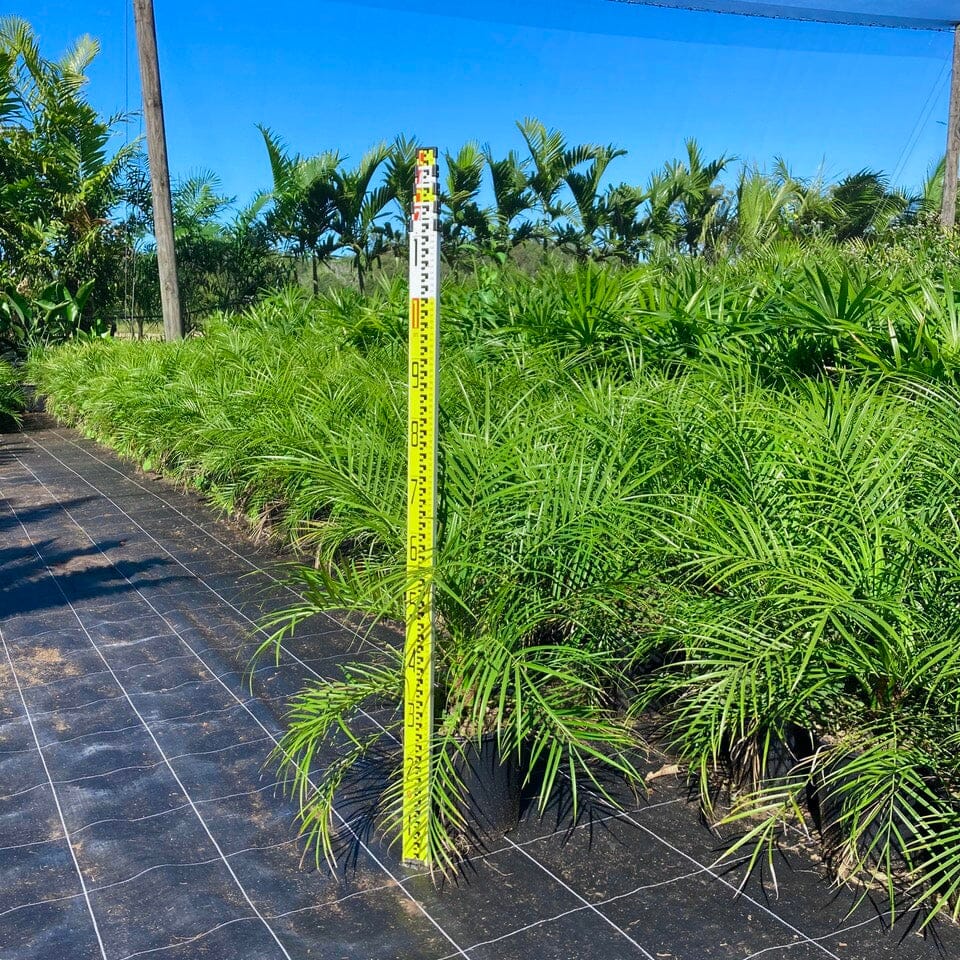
left=328, top=143, right=395, bottom=293
left=922, top=156, right=946, bottom=217
left=382, top=134, right=419, bottom=257
left=661, top=139, right=731, bottom=256
left=827, top=169, right=907, bottom=242
left=600, top=182, right=648, bottom=262
left=899, top=156, right=948, bottom=225
left=439, top=142, right=487, bottom=268
left=728, top=163, right=802, bottom=253
left=258, top=125, right=340, bottom=293
left=479, top=146, right=535, bottom=258
left=782, top=162, right=836, bottom=238
left=517, top=117, right=602, bottom=243
left=168, top=171, right=281, bottom=315
left=554, top=143, right=627, bottom=261
left=172, top=170, right=233, bottom=236
left=633, top=170, right=685, bottom=257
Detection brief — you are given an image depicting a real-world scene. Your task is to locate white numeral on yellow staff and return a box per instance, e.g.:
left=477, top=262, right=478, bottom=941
left=403, top=146, right=439, bottom=865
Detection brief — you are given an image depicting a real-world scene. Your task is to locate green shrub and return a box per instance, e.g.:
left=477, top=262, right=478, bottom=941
left=0, top=359, right=23, bottom=429
left=631, top=372, right=960, bottom=917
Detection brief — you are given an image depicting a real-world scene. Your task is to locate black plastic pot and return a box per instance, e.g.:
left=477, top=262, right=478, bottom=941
left=727, top=723, right=819, bottom=793
left=452, top=734, right=522, bottom=844
left=761, top=724, right=818, bottom=783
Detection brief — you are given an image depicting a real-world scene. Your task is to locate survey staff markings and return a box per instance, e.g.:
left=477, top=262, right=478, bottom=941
left=404, top=147, right=439, bottom=865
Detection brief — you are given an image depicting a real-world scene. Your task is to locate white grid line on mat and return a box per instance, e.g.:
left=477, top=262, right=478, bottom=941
left=0, top=623, right=110, bottom=959
left=0, top=481, right=293, bottom=960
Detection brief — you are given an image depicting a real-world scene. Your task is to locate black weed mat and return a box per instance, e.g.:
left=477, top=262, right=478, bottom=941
left=1, top=416, right=959, bottom=960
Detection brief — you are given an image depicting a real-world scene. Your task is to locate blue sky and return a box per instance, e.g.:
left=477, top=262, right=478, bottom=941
left=18, top=0, right=955, bottom=208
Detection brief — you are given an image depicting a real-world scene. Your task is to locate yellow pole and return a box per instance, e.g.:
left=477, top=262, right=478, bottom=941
left=402, top=147, right=440, bottom=864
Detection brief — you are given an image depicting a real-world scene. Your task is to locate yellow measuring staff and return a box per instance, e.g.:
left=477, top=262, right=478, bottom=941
left=403, top=147, right=440, bottom=864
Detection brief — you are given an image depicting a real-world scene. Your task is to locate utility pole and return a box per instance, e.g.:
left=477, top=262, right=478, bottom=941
left=942, top=25, right=960, bottom=230
left=132, top=0, right=183, bottom=340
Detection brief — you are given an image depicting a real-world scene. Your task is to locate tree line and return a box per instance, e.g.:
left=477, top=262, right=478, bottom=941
left=0, top=16, right=949, bottom=342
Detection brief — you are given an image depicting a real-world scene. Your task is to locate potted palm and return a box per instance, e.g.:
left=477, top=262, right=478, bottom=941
left=254, top=384, right=660, bottom=871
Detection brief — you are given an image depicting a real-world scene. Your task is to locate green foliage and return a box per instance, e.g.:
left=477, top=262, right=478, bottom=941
left=0, top=278, right=97, bottom=351
left=27, top=121, right=960, bottom=913
left=0, top=18, right=135, bottom=324
left=2, top=10, right=953, bottom=339
left=2, top=14, right=950, bottom=330
left=0, top=357, right=23, bottom=428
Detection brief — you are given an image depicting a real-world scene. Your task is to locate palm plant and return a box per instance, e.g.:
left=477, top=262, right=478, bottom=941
left=903, top=156, right=948, bottom=225
left=828, top=170, right=908, bottom=242
left=634, top=170, right=686, bottom=257
left=599, top=182, right=648, bottom=262
left=634, top=371, right=960, bottom=920
left=126, top=167, right=282, bottom=323
left=382, top=134, right=419, bottom=258
left=553, top=144, right=627, bottom=262
left=215, top=194, right=285, bottom=308
left=256, top=366, right=657, bottom=869
left=258, top=125, right=341, bottom=293
left=438, top=142, right=487, bottom=268
left=775, top=261, right=908, bottom=376
left=500, top=264, right=648, bottom=363
left=479, top=146, right=535, bottom=258
left=169, top=171, right=234, bottom=313
left=328, top=143, right=395, bottom=293
left=516, top=117, right=603, bottom=244
left=660, top=139, right=731, bottom=256
left=33, top=234, right=960, bottom=915
left=728, top=164, right=801, bottom=253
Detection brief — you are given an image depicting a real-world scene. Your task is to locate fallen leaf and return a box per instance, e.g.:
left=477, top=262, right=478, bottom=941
left=645, top=763, right=680, bottom=782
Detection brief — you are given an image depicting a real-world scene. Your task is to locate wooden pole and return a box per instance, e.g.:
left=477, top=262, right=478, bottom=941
left=941, top=25, right=960, bottom=230
left=132, top=0, right=183, bottom=340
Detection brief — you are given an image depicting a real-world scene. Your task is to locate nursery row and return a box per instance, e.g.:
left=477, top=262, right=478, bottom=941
left=30, top=248, right=960, bottom=916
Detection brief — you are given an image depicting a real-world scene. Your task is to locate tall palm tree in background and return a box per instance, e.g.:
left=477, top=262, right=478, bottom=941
left=634, top=170, right=685, bottom=256
left=828, top=170, right=908, bottom=242
left=554, top=143, right=627, bottom=261
left=661, top=139, right=731, bottom=256
left=906, top=156, right=947, bottom=223
left=169, top=171, right=279, bottom=314
left=785, top=164, right=836, bottom=238
left=439, top=142, right=487, bottom=267
left=600, top=182, right=649, bottom=261
left=382, top=134, right=418, bottom=259
left=172, top=170, right=233, bottom=235
left=328, top=143, right=395, bottom=293
left=480, top=146, right=535, bottom=257
left=517, top=117, right=603, bottom=244
left=258, top=125, right=340, bottom=293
